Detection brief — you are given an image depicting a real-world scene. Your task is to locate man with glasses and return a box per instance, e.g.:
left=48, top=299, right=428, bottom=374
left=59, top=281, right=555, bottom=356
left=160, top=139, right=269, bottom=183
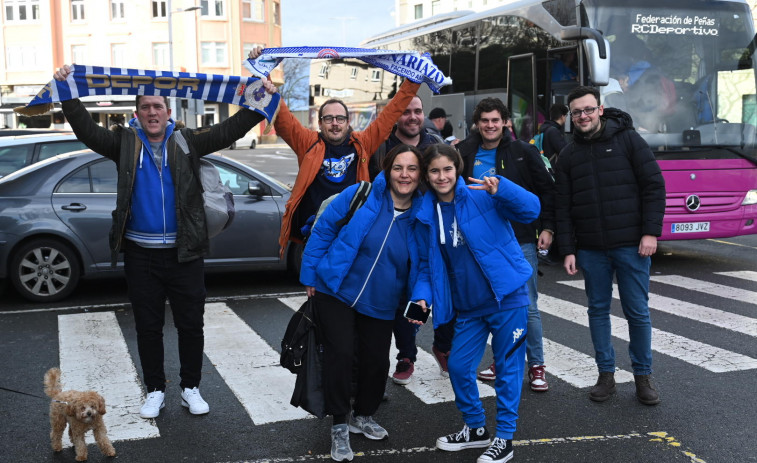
left=554, top=86, right=666, bottom=405
left=250, top=49, right=421, bottom=257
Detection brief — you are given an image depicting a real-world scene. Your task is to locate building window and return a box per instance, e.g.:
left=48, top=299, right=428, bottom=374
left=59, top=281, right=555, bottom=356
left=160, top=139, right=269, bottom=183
left=71, top=0, right=85, bottom=21
left=318, top=64, right=329, bottom=78
left=152, top=0, right=166, bottom=18
left=5, top=0, right=40, bottom=22
left=201, top=42, right=227, bottom=67
left=414, top=4, right=422, bottom=20
left=201, top=0, right=224, bottom=18
left=350, top=68, right=358, bottom=80
left=111, top=0, right=125, bottom=20
left=243, top=0, right=264, bottom=21
left=370, top=69, right=381, bottom=82
left=6, top=45, right=40, bottom=70
left=153, top=43, right=169, bottom=69
left=432, top=1, right=441, bottom=15
left=111, top=43, right=127, bottom=67
left=273, top=2, right=280, bottom=25
left=71, top=44, right=87, bottom=64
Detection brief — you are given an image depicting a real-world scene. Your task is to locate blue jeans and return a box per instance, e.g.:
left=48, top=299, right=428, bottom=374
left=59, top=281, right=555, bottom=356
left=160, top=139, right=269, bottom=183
left=577, top=246, right=653, bottom=375
left=520, top=243, right=544, bottom=366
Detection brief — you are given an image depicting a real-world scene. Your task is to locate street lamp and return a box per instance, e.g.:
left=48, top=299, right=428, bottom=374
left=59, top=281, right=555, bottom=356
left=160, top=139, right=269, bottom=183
left=167, top=2, right=201, bottom=124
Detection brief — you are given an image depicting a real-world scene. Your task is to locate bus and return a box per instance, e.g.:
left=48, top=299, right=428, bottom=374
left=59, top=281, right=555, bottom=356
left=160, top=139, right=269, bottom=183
left=355, top=0, right=757, bottom=241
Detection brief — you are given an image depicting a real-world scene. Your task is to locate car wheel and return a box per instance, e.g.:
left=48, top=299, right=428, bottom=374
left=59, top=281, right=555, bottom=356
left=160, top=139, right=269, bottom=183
left=250, top=139, right=256, bottom=149
left=10, top=239, right=81, bottom=302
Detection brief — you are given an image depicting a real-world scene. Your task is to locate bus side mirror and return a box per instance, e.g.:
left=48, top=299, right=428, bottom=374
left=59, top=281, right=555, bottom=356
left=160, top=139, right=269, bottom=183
left=584, top=38, right=610, bottom=86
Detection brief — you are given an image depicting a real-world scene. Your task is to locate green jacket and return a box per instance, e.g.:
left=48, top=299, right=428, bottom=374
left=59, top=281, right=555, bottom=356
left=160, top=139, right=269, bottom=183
left=61, top=99, right=264, bottom=264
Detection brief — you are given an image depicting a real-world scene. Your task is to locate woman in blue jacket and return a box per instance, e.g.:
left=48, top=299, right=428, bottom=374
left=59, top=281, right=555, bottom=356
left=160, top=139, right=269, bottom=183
left=300, top=144, right=423, bottom=462
left=411, top=144, right=540, bottom=463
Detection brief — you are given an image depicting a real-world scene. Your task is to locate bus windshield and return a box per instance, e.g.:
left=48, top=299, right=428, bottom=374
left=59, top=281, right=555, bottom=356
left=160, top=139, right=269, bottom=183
left=584, top=0, right=757, bottom=156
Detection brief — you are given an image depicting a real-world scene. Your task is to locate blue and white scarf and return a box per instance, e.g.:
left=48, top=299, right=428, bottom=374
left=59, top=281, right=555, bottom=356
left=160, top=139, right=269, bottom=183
left=244, top=47, right=452, bottom=93
left=15, top=65, right=280, bottom=122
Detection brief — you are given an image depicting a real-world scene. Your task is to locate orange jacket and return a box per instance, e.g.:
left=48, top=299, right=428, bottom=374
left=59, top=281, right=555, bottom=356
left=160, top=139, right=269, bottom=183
left=276, top=80, right=421, bottom=257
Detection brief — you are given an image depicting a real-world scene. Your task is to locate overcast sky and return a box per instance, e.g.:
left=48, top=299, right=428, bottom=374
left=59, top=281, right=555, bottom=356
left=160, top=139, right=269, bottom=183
left=281, top=1, right=397, bottom=47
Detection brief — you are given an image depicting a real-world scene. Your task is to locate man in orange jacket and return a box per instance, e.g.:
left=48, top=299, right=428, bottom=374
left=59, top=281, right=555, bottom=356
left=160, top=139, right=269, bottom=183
left=251, top=49, right=421, bottom=259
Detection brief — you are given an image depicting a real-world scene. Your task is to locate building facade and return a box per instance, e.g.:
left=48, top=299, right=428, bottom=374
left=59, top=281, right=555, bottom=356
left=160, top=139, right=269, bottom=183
left=0, top=0, right=281, bottom=130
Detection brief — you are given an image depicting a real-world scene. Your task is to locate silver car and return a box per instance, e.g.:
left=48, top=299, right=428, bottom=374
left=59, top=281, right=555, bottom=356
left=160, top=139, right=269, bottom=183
left=0, top=150, right=295, bottom=302
left=0, top=133, right=85, bottom=177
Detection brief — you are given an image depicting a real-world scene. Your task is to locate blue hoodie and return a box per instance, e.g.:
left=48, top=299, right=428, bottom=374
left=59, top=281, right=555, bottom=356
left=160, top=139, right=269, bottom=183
left=300, top=172, right=421, bottom=320
left=124, top=116, right=178, bottom=247
left=412, top=175, right=540, bottom=328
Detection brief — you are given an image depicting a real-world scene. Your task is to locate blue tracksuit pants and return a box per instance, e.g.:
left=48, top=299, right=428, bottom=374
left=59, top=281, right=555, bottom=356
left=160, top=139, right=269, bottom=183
left=448, top=306, right=528, bottom=439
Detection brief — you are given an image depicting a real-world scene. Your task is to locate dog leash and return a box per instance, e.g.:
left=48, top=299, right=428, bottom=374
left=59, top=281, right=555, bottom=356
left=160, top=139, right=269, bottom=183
left=0, top=386, right=69, bottom=404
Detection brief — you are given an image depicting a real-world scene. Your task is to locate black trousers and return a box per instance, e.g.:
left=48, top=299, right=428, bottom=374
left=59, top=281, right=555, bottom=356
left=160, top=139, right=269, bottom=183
left=314, top=292, right=393, bottom=421
left=123, top=240, right=206, bottom=392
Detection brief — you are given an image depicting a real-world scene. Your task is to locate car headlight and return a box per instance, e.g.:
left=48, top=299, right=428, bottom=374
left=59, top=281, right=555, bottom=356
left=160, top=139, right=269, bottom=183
left=743, top=189, right=757, bottom=205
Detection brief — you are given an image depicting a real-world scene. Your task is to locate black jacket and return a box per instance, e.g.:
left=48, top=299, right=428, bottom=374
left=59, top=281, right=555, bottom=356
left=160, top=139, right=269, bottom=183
left=553, top=108, right=666, bottom=255
left=457, top=132, right=556, bottom=244
left=62, top=99, right=263, bottom=264
left=369, top=126, right=443, bottom=180
left=539, top=119, right=567, bottom=161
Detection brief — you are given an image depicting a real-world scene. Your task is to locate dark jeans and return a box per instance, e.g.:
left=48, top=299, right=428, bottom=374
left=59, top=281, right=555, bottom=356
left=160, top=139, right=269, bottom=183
left=394, top=306, right=456, bottom=361
left=315, top=292, right=393, bottom=422
left=123, top=241, right=206, bottom=392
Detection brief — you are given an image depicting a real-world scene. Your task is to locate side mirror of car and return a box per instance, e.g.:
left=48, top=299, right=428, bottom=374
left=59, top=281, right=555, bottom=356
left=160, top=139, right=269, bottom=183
left=248, top=180, right=266, bottom=198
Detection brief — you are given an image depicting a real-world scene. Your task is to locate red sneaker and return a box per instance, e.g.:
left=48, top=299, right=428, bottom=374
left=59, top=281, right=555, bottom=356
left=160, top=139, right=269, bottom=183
left=391, top=358, right=414, bottom=385
left=477, top=362, right=496, bottom=381
left=528, top=365, right=549, bottom=392
left=431, top=345, right=449, bottom=377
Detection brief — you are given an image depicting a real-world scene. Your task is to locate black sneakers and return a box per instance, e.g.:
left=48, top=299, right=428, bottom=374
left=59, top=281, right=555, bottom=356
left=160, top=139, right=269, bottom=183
left=477, top=437, right=514, bottom=463
left=436, top=424, right=491, bottom=451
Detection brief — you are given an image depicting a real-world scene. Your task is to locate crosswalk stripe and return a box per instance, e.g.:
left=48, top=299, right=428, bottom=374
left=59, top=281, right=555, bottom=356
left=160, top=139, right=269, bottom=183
left=279, top=296, right=495, bottom=404
left=203, top=302, right=312, bottom=424
left=650, top=275, right=757, bottom=303
left=539, top=294, right=757, bottom=372
left=58, top=311, right=159, bottom=446
left=542, top=338, right=634, bottom=388
left=559, top=280, right=757, bottom=338
left=715, top=270, right=757, bottom=283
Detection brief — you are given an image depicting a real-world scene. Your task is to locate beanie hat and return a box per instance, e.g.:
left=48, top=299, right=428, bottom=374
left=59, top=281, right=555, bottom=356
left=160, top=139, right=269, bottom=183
left=429, top=107, right=447, bottom=120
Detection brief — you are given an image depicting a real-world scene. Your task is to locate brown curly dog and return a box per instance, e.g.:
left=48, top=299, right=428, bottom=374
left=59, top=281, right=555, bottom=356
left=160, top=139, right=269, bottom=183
left=44, top=367, right=116, bottom=461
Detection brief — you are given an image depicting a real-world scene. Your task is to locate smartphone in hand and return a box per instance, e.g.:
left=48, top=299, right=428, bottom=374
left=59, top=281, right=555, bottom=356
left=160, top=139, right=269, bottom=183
left=404, top=301, right=430, bottom=324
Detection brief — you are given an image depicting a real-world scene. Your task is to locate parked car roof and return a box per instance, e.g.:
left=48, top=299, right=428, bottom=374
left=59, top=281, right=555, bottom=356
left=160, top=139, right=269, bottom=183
left=0, top=133, right=87, bottom=178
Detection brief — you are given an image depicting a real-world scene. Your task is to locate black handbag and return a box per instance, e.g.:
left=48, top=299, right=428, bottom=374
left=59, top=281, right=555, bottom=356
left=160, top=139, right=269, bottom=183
left=280, top=298, right=316, bottom=374
left=282, top=298, right=325, bottom=418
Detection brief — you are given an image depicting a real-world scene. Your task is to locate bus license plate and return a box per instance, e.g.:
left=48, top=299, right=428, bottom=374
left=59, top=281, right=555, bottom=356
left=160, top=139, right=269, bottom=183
left=671, top=222, right=710, bottom=233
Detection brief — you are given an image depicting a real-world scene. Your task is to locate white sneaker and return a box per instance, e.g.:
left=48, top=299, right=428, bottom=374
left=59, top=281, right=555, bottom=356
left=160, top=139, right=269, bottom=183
left=181, top=387, right=209, bottom=415
left=140, top=390, right=165, bottom=418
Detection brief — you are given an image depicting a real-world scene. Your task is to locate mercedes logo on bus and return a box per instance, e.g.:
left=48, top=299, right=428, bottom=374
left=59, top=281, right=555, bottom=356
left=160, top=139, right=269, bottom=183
left=685, top=194, right=701, bottom=211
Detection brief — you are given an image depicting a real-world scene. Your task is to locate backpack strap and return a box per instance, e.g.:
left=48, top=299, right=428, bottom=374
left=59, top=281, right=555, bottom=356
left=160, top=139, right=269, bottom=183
left=335, top=181, right=372, bottom=228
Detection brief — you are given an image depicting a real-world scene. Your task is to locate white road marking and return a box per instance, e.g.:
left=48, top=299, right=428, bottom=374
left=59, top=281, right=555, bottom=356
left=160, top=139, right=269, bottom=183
left=560, top=280, right=757, bottom=338
left=540, top=294, right=757, bottom=372
left=715, top=270, right=757, bottom=283
left=651, top=275, right=757, bottom=303
left=542, top=338, right=634, bottom=388
left=203, top=302, right=312, bottom=424
left=57, top=311, right=159, bottom=447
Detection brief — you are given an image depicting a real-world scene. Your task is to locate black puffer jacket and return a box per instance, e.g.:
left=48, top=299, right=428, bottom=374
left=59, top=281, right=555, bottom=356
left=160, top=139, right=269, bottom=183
left=539, top=119, right=567, bottom=161
left=554, top=108, right=666, bottom=255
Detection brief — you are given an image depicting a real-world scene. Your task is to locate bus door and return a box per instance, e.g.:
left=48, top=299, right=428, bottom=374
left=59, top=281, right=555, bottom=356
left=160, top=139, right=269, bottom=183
left=547, top=46, right=580, bottom=134
left=507, top=53, right=540, bottom=142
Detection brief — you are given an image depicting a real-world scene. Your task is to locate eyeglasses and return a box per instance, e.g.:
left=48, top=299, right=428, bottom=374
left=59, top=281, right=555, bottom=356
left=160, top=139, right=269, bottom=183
left=570, top=106, right=600, bottom=118
left=320, top=115, right=348, bottom=124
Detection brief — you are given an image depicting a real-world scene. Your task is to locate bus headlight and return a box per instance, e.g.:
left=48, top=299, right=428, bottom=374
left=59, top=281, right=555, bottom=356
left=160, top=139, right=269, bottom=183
left=743, top=190, right=757, bottom=205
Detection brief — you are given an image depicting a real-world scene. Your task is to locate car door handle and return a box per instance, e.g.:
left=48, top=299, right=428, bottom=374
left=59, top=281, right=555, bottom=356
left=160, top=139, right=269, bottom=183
left=61, top=203, right=87, bottom=211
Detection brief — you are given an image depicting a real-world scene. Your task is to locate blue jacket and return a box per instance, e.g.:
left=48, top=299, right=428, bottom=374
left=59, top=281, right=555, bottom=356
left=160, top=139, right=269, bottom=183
left=300, top=172, right=421, bottom=320
left=411, top=176, right=540, bottom=328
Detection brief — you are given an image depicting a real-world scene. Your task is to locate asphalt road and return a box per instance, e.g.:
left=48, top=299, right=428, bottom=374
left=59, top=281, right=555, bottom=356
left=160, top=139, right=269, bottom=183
left=0, top=144, right=755, bottom=463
